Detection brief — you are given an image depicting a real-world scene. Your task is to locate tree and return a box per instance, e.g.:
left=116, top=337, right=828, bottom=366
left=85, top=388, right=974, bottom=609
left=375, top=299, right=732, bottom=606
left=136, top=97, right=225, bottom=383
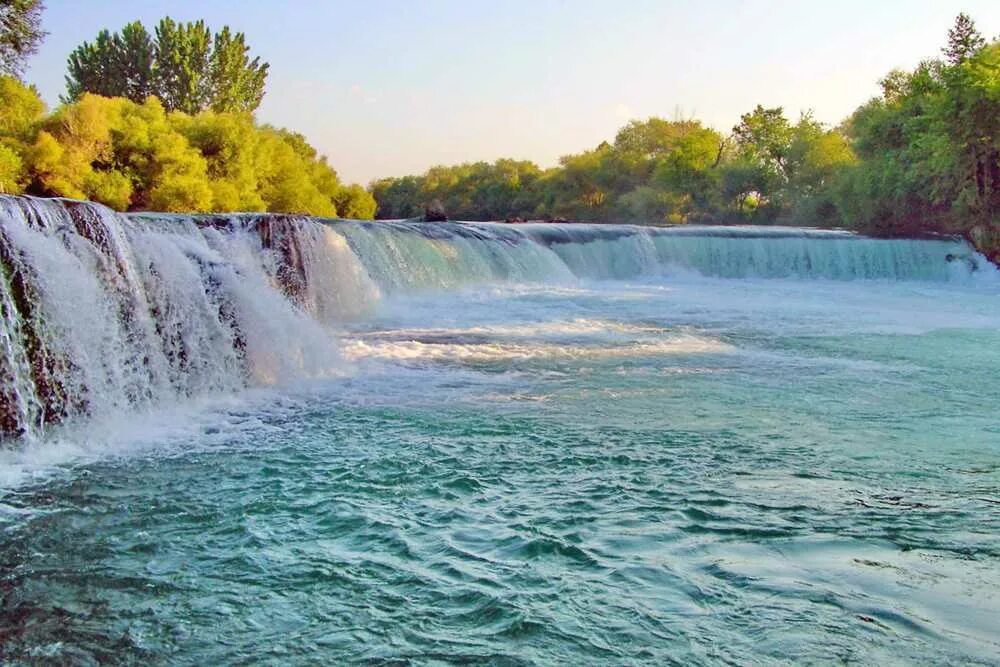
left=944, top=13, right=985, bottom=65
left=333, top=184, right=377, bottom=219
left=370, top=176, right=423, bottom=219
left=0, top=0, right=45, bottom=78
left=152, top=18, right=212, bottom=114
left=732, top=106, right=792, bottom=181
left=65, top=17, right=269, bottom=114
left=719, top=159, right=768, bottom=216
left=832, top=15, right=997, bottom=238
left=207, top=27, right=267, bottom=113
left=0, top=72, right=42, bottom=139
left=65, top=22, right=155, bottom=102
left=942, top=41, right=1000, bottom=226
left=0, top=74, right=43, bottom=192
left=782, top=114, right=855, bottom=222
left=10, top=90, right=370, bottom=216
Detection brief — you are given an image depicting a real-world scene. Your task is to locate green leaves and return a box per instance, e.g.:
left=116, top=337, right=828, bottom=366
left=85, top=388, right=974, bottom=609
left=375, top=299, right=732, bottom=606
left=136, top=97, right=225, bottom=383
left=0, top=0, right=46, bottom=78
left=838, top=16, right=998, bottom=236
left=0, top=87, right=372, bottom=217
left=208, top=27, right=268, bottom=113
left=944, top=13, right=986, bottom=65
left=65, top=17, right=269, bottom=115
left=65, top=23, right=155, bottom=103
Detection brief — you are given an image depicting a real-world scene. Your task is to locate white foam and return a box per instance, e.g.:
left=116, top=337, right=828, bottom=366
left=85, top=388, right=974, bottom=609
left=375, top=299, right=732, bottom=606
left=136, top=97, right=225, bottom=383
left=359, top=318, right=668, bottom=340
left=342, top=334, right=731, bottom=363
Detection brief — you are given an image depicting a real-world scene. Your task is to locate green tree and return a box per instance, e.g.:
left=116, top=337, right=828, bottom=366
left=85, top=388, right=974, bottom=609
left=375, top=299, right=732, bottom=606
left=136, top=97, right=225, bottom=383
left=207, top=27, right=267, bottom=113
left=0, top=74, right=44, bottom=192
left=833, top=17, right=997, bottom=238
left=370, top=175, right=423, bottom=219
left=65, top=22, right=155, bottom=102
left=65, top=18, right=269, bottom=114
left=333, top=183, right=377, bottom=219
left=174, top=110, right=265, bottom=211
left=732, top=106, right=792, bottom=183
left=0, top=0, right=45, bottom=78
left=719, top=159, right=768, bottom=216
left=944, top=12, right=985, bottom=65
left=13, top=90, right=370, bottom=216
left=942, top=41, right=1000, bottom=226
left=151, top=18, right=212, bottom=114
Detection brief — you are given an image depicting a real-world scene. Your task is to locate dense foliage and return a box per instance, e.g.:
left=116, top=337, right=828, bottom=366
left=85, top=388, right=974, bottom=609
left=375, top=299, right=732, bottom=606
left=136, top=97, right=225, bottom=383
left=0, top=0, right=45, bottom=77
left=370, top=112, right=852, bottom=225
left=370, top=15, right=997, bottom=249
left=66, top=18, right=268, bottom=114
left=0, top=79, right=375, bottom=217
left=837, top=18, right=998, bottom=241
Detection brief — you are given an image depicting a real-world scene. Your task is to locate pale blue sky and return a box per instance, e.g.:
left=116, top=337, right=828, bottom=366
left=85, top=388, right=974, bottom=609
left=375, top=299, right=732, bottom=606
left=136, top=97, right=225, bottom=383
left=25, top=1, right=1000, bottom=184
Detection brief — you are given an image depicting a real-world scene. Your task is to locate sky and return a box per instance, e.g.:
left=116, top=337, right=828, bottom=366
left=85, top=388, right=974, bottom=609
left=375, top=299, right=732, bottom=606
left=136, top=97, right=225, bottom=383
left=24, top=0, right=1000, bottom=185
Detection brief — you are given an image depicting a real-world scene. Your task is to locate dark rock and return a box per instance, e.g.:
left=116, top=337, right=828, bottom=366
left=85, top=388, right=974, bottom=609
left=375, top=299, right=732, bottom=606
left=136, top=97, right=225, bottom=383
left=967, top=224, right=1000, bottom=266
left=423, top=200, right=448, bottom=222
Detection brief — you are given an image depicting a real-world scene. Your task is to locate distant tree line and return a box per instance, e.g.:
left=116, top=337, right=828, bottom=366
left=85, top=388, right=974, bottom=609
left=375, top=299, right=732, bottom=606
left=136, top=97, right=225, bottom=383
left=371, top=14, right=999, bottom=247
left=372, top=111, right=853, bottom=226
left=0, top=14, right=375, bottom=217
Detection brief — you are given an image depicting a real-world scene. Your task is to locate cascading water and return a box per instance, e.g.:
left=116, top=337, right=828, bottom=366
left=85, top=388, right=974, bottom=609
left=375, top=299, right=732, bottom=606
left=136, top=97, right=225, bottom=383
left=0, top=196, right=375, bottom=439
left=0, top=195, right=993, bottom=440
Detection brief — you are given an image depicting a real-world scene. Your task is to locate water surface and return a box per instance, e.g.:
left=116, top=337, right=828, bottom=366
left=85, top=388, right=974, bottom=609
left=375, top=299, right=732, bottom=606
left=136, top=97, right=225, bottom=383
left=3, top=274, right=999, bottom=665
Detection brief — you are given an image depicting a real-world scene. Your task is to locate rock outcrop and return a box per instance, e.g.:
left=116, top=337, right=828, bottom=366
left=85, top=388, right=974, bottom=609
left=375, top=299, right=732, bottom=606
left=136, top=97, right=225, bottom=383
left=423, top=200, right=448, bottom=222
left=967, top=224, right=1000, bottom=266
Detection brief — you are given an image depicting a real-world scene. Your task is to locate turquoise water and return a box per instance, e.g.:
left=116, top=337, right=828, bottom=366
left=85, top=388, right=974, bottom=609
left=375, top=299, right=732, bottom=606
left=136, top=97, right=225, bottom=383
left=2, top=270, right=999, bottom=664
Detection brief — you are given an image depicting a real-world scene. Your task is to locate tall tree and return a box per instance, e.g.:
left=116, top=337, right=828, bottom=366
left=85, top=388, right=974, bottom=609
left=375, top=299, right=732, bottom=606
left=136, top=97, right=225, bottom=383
left=65, top=22, right=155, bottom=101
left=943, top=13, right=985, bottom=65
left=0, top=0, right=46, bottom=77
left=64, top=17, right=269, bottom=114
left=116, top=21, right=155, bottom=100
left=152, top=18, right=212, bottom=114
left=208, top=27, right=267, bottom=113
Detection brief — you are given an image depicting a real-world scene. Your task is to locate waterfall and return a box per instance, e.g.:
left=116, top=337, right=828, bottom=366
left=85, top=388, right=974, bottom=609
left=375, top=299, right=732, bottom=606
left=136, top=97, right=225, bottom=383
left=0, top=195, right=993, bottom=439
left=0, top=196, right=374, bottom=440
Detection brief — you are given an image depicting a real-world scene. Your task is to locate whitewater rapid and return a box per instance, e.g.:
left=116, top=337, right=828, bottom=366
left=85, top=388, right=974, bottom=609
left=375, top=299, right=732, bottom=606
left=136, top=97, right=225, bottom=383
left=0, top=195, right=994, bottom=441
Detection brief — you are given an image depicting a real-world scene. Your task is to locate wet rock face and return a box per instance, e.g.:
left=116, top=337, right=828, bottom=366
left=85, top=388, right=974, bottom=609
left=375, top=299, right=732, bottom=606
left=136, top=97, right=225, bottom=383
left=0, top=199, right=332, bottom=441
left=967, top=224, right=1000, bottom=266
left=253, top=214, right=311, bottom=306
left=0, top=199, right=87, bottom=436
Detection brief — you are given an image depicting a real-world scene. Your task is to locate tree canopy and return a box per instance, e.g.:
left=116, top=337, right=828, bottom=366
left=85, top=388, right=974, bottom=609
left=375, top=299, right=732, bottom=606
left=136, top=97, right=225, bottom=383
left=0, top=77, right=374, bottom=217
left=368, top=113, right=850, bottom=225
left=0, top=0, right=46, bottom=77
left=66, top=18, right=268, bottom=114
